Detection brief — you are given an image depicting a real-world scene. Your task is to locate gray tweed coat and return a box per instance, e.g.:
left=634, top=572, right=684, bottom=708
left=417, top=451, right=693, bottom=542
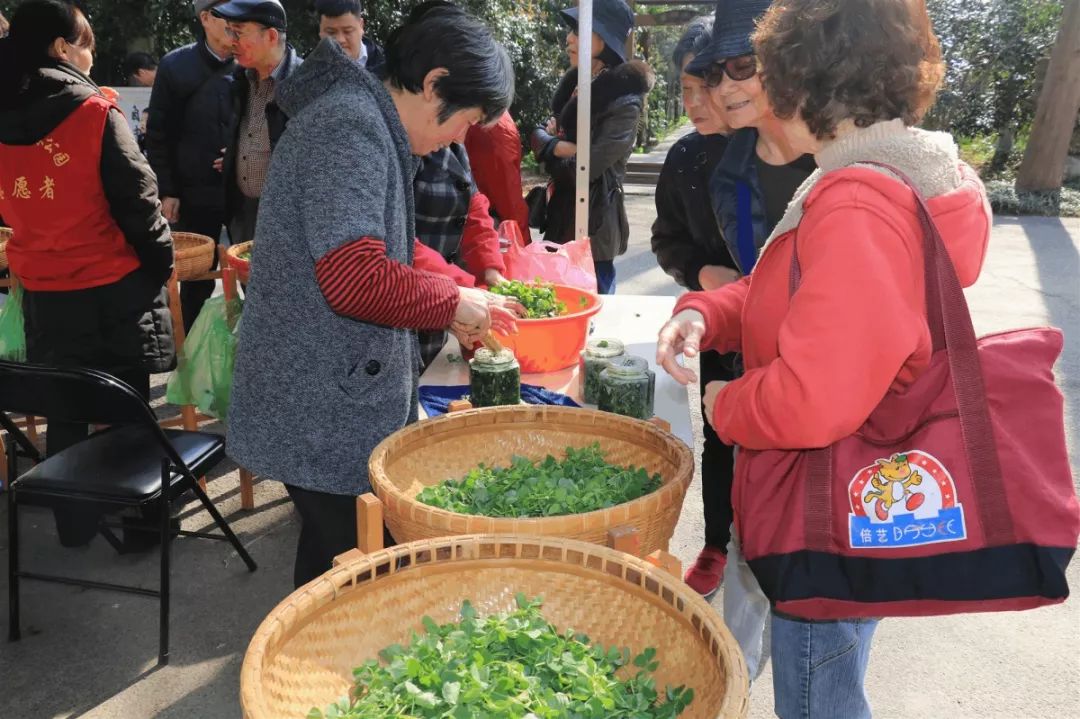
left=226, top=39, right=421, bottom=495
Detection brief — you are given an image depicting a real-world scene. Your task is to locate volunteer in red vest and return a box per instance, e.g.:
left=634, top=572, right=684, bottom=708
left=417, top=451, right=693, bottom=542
left=0, top=0, right=175, bottom=547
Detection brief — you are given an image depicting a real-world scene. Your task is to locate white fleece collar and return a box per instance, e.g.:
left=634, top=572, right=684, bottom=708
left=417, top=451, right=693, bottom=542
left=761, top=118, right=962, bottom=253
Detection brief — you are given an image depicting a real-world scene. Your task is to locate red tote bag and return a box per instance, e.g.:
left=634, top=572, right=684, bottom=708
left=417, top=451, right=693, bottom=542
left=734, top=164, right=1079, bottom=620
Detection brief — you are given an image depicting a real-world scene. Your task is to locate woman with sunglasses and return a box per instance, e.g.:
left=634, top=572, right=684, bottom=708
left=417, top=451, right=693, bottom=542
left=687, top=0, right=816, bottom=279
left=660, top=0, right=989, bottom=715
left=669, top=0, right=816, bottom=680
left=650, top=17, right=743, bottom=605
left=0, top=0, right=175, bottom=546
left=530, top=0, right=654, bottom=295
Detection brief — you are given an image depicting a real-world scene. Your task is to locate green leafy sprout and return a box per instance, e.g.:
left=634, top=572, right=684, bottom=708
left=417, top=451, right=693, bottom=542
left=308, top=595, right=694, bottom=719
left=416, top=444, right=663, bottom=518
left=490, top=279, right=567, bottom=319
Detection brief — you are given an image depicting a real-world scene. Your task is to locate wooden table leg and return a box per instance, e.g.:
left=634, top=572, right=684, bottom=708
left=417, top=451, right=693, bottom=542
left=356, top=494, right=385, bottom=554
left=607, top=525, right=641, bottom=557
left=239, top=468, right=254, bottom=510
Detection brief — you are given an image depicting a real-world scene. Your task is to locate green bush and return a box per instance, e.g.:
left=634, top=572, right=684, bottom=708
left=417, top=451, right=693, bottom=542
left=985, top=180, right=1080, bottom=218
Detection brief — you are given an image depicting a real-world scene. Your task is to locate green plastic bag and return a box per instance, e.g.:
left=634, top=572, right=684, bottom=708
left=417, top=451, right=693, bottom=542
left=0, top=284, right=26, bottom=362
left=167, top=295, right=243, bottom=421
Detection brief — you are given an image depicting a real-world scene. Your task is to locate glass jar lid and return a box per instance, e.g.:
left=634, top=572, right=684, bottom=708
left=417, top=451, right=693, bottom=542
left=585, top=337, right=625, bottom=359
left=604, top=354, right=649, bottom=378
left=471, top=348, right=516, bottom=366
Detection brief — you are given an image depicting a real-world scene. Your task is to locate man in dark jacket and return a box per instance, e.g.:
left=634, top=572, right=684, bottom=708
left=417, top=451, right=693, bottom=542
left=146, top=0, right=236, bottom=331
left=315, top=0, right=384, bottom=73
left=213, top=0, right=301, bottom=246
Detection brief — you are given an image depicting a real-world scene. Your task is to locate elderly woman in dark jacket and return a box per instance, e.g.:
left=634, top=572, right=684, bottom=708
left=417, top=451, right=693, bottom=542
left=0, top=0, right=174, bottom=546
left=650, top=17, right=739, bottom=600
left=531, top=0, right=653, bottom=295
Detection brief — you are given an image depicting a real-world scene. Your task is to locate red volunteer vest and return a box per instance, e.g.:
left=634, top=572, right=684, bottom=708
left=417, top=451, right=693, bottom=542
left=0, top=94, right=140, bottom=291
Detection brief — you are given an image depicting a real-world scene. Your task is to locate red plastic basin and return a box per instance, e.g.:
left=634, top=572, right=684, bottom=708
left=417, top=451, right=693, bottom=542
left=492, top=284, right=602, bottom=374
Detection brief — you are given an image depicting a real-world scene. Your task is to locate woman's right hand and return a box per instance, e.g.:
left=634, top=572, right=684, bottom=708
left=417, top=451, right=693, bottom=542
left=452, top=287, right=521, bottom=345
left=656, top=309, right=708, bottom=386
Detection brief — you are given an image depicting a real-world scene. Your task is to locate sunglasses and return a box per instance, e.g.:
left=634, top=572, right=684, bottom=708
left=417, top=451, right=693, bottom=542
left=704, top=55, right=758, bottom=87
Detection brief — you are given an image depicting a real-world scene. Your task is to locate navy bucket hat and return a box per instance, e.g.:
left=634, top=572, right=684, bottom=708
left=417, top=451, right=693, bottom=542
left=559, top=0, right=635, bottom=63
left=685, top=0, right=771, bottom=75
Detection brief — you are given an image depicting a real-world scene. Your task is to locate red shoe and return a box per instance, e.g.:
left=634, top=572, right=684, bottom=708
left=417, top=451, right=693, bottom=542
left=875, top=498, right=889, bottom=521
left=906, top=492, right=925, bottom=511
left=684, top=545, right=727, bottom=597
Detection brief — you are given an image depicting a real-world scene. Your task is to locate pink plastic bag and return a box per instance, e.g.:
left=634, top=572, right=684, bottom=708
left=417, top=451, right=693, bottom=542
left=500, top=221, right=597, bottom=292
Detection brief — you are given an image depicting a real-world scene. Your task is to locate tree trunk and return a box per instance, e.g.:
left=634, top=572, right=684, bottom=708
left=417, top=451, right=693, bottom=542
left=1016, top=0, right=1080, bottom=191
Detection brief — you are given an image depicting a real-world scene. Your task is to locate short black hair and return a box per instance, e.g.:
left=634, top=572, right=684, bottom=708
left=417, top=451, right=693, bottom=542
left=672, top=16, right=712, bottom=73
left=124, top=51, right=157, bottom=75
left=313, top=0, right=362, bottom=19
left=384, top=2, right=514, bottom=124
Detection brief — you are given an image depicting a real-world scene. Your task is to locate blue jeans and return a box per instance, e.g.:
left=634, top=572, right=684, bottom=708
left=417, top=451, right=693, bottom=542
left=594, top=260, right=616, bottom=295
left=771, top=612, right=879, bottom=719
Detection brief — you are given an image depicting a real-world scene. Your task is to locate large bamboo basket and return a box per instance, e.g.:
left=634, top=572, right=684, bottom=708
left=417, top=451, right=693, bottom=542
left=0, top=227, right=11, bottom=270
left=172, top=231, right=215, bottom=280
left=241, top=535, right=749, bottom=719
left=368, top=405, right=694, bottom=555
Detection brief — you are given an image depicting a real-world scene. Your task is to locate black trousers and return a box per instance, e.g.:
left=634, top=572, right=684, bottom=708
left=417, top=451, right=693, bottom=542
left=285, top=484, right=397, bottom=588
left=700, top=350, right=737, bottom=550
left=176, top=206, right=225, bottom=334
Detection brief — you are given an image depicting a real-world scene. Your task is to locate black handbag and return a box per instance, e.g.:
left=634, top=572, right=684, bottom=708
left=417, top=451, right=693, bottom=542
left=526, top=184, right=549, bottom=231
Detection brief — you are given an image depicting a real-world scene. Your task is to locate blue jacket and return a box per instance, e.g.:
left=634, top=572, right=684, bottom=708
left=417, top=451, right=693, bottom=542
left=707, top=127, right=770, bottom=275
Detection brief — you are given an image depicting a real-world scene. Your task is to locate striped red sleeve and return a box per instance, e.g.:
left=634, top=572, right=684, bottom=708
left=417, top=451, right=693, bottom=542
left=314, top=237, right=459, bottom=330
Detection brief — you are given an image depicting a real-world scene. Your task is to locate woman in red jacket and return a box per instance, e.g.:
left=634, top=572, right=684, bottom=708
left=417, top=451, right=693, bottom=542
left=657, top=0, right=991, bottom=716
left=0, top=1, right=175, bottom=546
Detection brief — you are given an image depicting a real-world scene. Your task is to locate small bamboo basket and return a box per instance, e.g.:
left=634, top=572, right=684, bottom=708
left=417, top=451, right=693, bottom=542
left=0, top=227, right=12, bottom=271
left=225, top=241, right=253, bottom=284
left=171, top=231, right=215, bottom=280
left=240, top=535, right=749, bottom=719
left=368, top=405, right=694, bottom=555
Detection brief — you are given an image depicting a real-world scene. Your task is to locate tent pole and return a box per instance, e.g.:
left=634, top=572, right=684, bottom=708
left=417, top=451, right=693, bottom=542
left=574, top=0, right=593, bottom=243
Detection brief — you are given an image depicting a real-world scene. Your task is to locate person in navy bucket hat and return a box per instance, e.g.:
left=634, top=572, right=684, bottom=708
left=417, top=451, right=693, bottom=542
left=530, top=0, right=654, bottom=295
left=559, top=0, right=634, bottom=63
left=685, top=0, right=770, bottom=76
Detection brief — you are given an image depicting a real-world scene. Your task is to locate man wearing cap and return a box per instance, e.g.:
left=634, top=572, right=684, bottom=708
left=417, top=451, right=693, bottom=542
left=213, top=0, right=301, bottom=247
left=146, top=0, right=236, bottom=331
left=314, top=0, right=383, bottom=73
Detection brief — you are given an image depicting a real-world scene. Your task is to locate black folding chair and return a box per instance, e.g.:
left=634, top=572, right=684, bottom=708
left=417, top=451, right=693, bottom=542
left=1, top=360, right=257, bottom=665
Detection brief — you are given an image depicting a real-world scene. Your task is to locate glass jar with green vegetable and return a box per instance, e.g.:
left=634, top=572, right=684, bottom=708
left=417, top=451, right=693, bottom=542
left=598, top=355, right=655, bottom=420
left=579, top=337, right=625, bottom=405
left=468, top=348, right=521, bottom=407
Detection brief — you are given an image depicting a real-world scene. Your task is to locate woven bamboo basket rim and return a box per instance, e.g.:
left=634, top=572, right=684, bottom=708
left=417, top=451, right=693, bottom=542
left=240, top=534, right=750, bottom=719
left=226, top=241, right=253, bottom=262
left=171, top=231, right=215, bottom=280
left=369, top=405, right=694, bottom=533
left=0, top=227, right=11, bottom=271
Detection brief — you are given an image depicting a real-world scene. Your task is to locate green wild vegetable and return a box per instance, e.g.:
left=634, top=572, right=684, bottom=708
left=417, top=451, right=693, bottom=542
left=490, top=279, right=566, bottom=319
left=308, top=594, right=694, bottom=719
left=416, top=444, right=662, bottom=517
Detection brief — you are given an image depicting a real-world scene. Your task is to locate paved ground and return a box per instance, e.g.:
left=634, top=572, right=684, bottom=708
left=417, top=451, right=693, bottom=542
left=1, top=201, right=1078, bottom=718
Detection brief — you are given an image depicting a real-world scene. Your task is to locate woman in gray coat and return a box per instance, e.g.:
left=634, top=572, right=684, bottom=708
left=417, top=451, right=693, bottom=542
left=531, top=0, right=654, bottom=295
left=227, top=3, right=518, bottom=587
